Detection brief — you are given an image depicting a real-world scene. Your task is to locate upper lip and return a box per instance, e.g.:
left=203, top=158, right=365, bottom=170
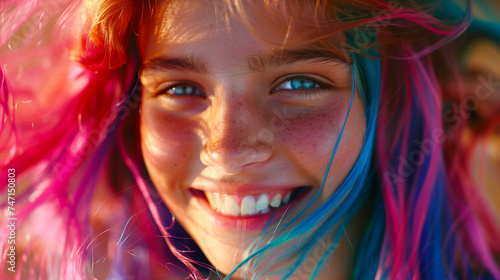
left=190, top=183, right=308, bottom=196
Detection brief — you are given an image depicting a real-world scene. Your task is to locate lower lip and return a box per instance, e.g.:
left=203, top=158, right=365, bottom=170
left=191, top=187, right=313, bottom=231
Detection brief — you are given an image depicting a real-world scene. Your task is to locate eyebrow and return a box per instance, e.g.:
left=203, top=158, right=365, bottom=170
left=247, top=48, right=349, bottom=72
left=142, top=54, right=209, bottom=74
left=141, top=48, right=348, bottom=75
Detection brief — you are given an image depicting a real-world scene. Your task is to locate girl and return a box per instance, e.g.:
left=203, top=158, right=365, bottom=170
left=1, top=0, right=499, bottom=279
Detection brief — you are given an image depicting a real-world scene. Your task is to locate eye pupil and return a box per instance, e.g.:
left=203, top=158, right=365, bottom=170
left=290, top=78, right=316, bottom=89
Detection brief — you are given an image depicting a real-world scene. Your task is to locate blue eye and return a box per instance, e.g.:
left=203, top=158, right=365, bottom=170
left=161, top=84, right=205, bottom=97
left=271, top=76, right=335, bottom=102
left=276, top=77, right=320, bottom=91
left=289, top=78, right=318, bottom=89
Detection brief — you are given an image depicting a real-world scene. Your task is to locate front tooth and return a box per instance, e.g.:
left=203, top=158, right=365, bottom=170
left=215, top=193, right=225, bottom=214
left=224, top=195, right=240, bottom=216
left=241, top=196, right=257, bottom=216
left=255, top=194, right=269, bottom=211
left=270, top=194, right=281, bottom=207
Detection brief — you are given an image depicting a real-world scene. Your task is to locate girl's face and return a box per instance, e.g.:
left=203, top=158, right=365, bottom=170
left=139, top=0, right=366, bottom=275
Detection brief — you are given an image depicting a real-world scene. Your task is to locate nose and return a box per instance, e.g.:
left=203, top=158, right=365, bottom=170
left=200, top=94, right=273, bottom=174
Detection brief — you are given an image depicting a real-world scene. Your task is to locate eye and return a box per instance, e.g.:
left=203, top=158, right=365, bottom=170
left=271, top=76, right=334, bottom=102
left=151, top=82, right=207, bottom=112
left=157, top=83, right=205, bottom=98
left=276, top=77, right=320, bottom=91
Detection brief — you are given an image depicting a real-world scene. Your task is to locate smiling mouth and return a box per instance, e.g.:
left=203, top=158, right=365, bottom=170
left=190, top=187, right=311, bottom=217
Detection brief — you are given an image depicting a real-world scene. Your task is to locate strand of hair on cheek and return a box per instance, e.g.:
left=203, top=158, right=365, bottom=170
left=116, top=122, right=205, bottom=280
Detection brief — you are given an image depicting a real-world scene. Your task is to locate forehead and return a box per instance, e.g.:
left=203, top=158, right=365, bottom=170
left=138, top=0, right=347, bottom=62
left=140, top=0, right=286, bottom=58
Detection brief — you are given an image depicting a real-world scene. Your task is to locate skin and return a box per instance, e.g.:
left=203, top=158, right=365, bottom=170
left=138, top=0, right=366, bottom=278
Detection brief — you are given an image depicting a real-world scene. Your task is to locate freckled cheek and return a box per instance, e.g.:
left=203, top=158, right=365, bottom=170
left=274, top=96, right=365, bottom=190
left=140, top=104, right=202, bottom=183
left=276, top=101, right=349, bottom=157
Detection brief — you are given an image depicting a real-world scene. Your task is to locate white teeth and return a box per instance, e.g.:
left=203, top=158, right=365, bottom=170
left=215, top=194, right=225, bottom=214
left=203, top=191, right=292, bottom=216
left=224, top=195, right=240, bottom=216
left=241, top=196, right=257, bottom=216
left=255, top=194, right=269, bottom=211
left=270, top=194, right=281, bottom=207
left=283, top=192, right=291, bottom=203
